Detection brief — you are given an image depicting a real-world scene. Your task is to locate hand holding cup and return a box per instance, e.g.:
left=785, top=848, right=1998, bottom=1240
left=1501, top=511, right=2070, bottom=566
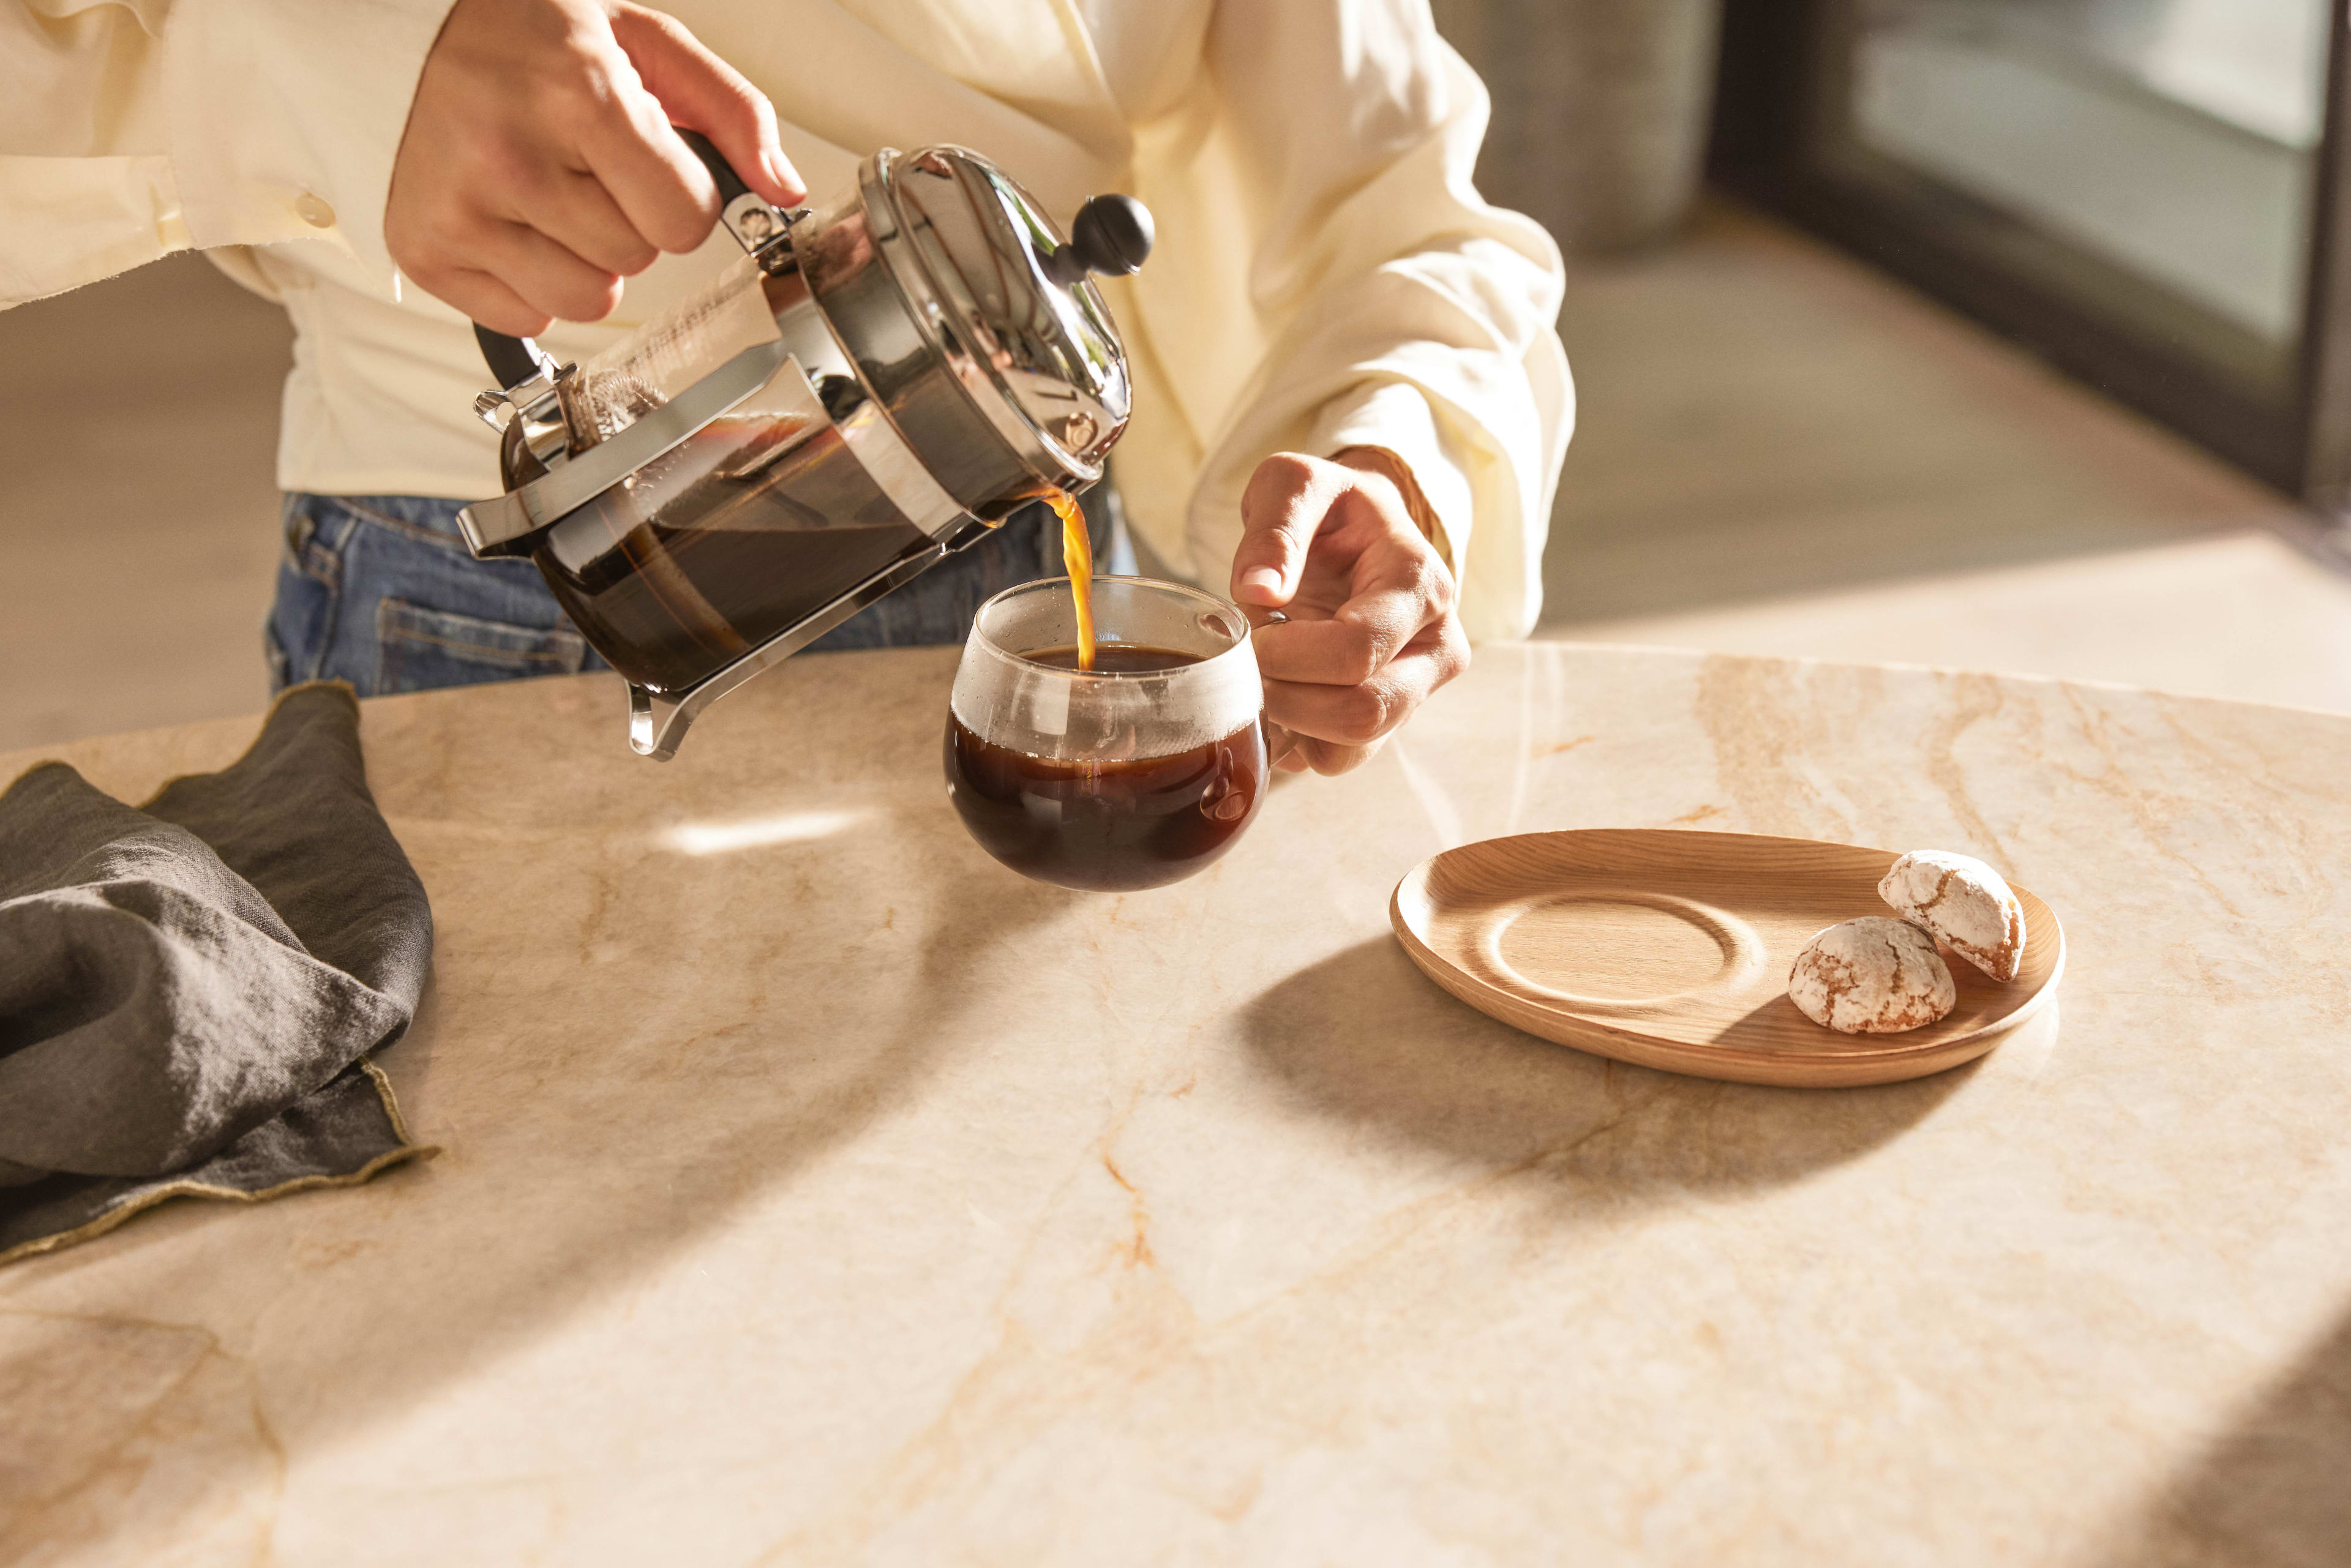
left=1229, top=449, right=1471, bottom=776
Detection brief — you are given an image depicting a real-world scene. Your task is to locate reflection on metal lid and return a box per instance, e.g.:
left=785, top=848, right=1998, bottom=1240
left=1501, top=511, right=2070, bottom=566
left=882, top=147, right=1132, bottom=476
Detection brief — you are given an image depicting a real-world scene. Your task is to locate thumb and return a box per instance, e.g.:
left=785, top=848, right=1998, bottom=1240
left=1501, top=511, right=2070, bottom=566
left=608, top=4, right=806, bottom=208
left=1231, top=454, right=1332, bottom=609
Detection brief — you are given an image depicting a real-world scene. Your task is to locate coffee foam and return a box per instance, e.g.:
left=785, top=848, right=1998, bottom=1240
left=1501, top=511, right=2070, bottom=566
left=950, top=636, right=1261, bottom=761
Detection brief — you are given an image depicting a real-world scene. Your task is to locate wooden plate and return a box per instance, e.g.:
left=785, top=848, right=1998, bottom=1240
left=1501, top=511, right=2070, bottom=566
left=1390, top=830, right=2065, bottom=1087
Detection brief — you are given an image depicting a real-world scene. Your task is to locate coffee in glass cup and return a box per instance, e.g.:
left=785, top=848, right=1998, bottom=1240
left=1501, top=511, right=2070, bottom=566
left=945, top=576, right=1267, bottom=890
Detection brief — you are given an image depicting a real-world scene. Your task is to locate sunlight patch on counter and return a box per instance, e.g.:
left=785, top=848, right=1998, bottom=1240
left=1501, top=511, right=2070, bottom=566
left=659, top=809, right=869, bottom=857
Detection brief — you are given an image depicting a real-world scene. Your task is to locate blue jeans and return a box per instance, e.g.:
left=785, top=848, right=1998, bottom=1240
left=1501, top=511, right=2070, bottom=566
left=266, top=490, right=1123, bottom=697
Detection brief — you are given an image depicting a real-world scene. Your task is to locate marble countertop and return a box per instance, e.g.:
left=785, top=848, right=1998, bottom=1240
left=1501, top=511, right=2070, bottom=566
left=4, top=642, right=2348, bottom=1565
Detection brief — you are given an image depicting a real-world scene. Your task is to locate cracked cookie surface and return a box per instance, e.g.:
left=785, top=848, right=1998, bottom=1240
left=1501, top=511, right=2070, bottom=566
left=1788, top=917, right=1957, bottom=1034
left=1878, top=850, right=2027, bottom=982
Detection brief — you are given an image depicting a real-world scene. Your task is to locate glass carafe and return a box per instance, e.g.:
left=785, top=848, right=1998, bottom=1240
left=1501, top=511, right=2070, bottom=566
left=455, top=140, right=1154, bottom=757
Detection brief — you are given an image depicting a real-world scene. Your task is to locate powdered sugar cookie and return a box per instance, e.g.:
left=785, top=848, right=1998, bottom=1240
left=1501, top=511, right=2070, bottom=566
left=1879, top=850, right=2027, bottom=982
left=1788, top=917, right=1957, bottom=1034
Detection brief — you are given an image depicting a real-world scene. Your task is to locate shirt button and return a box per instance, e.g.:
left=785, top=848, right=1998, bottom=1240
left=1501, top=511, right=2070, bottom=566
left=294, top=192, right=336, bottom=228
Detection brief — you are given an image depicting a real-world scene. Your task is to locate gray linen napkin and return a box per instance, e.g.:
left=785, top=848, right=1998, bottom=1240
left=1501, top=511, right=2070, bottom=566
left=0, top=683, right=433, bottom=1263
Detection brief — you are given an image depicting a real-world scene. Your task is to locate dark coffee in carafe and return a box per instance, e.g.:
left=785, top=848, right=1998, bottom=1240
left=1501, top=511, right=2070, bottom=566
left=531, top=412, right=934, bottom=694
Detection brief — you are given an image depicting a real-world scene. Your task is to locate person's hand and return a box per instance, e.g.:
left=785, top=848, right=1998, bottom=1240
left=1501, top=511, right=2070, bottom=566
left=1229, top=449, right=1470, bottom=776
left=385, top=0, right=804, bottom=336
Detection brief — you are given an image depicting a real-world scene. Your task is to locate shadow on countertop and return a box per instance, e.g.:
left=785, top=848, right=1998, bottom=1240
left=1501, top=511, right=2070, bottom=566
left=2081, top=1304, right=2351, bottom=1568
left=0, top=788, right=1079, bottom=1556
left=1241, top=936, right=1979, bottom=1201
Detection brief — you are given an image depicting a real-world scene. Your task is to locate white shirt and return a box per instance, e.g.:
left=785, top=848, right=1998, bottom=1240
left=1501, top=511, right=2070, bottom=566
left=2, top=0, right=1571, bottom=639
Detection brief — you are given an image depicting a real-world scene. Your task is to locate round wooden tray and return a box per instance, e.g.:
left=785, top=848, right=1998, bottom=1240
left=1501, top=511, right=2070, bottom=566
left=1390, top=830, right=2065, bottom=1087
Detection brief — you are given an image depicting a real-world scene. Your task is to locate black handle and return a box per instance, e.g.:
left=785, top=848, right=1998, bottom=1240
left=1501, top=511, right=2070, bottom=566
left=474, top=323, right=552, bottom=392
left=471, top=127, right=765, bottom=384
left=1048, top=195, right=1154, bottom=285
left=673, top=127, right=752, bottom=208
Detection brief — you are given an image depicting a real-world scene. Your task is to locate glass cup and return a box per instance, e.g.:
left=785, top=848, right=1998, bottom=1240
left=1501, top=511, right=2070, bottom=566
left=945, top=576, right=1268, bottom=890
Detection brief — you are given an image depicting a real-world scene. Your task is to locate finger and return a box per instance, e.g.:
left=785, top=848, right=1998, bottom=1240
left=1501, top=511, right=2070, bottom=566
left=465, top=219, right=626, bottom=323
left=1230, top=453, right=1343, bottom=608
left=563, top=19, right=723, bottom=256
left=1260, top=628, right=1467, bottom=750
left=574, top=93, right=718, bottom=257
left=422, top=266, right=556, bottom=338
left=609, top=4, right=805, bottom=208
left=1262, top=720, right=1326, bottom=775
left=1250, top=520, right=1449, bottom=685
left=1261, top=668, right=1418, bottom=753
left=516, top=170, right=661, bottom=278
left=1290, top=733, right=1386, bottom=777
left=1270, top=719, right=1376, bottom=776
left=1251, top=574, right=1435, bottom=686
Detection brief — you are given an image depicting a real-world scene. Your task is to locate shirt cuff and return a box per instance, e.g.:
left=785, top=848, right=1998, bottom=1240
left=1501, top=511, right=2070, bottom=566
left=1307, top=380, right=1474, bottom=576
left=162, top=0, right=457, bottom=295
left=0, top=155, right=191, bottom=307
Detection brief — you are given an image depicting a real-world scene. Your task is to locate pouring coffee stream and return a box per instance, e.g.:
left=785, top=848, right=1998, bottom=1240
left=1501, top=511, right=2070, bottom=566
left=454, top=131, right=1152, bottom=757
left=1048, top=488, right=1097, bottom=670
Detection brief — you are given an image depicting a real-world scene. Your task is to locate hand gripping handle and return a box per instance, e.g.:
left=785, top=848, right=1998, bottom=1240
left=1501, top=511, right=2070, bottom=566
left=471, top=128, right=785, bottom=384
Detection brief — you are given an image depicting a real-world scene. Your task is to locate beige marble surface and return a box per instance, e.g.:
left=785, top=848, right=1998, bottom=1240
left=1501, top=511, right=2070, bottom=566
left=1551, top=528, right=2351, bottom=717
left=4, top=642, right=2349, bottom=1565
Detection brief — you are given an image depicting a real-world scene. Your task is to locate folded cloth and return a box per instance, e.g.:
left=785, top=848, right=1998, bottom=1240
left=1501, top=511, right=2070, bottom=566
left=0, top=683, right=433, bottom=1263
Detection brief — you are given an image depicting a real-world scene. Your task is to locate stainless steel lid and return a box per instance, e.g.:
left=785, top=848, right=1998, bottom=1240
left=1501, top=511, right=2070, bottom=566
left=870, top=147, right=1151, bottom=486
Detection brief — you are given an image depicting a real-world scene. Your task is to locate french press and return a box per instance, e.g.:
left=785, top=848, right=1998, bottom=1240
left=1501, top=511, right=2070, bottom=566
left=457, top=135, right=1153, bottom=759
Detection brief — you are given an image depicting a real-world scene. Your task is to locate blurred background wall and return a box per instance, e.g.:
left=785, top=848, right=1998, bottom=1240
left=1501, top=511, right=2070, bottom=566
left=2, top=0, right=2349, bottom=754
left=0, top=258, right=290, bottom=749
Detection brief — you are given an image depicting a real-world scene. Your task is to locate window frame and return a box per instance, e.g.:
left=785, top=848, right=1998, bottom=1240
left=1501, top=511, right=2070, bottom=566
left=1711, top=0, right=2351, bottom=505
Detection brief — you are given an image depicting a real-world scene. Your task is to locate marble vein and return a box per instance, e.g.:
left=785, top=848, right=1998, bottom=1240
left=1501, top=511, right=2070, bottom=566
left=0, top=642, right=2345, bottom=1564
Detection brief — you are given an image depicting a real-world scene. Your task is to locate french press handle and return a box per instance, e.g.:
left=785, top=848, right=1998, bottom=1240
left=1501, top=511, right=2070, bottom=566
left=471, top=128, right=789, bottom=389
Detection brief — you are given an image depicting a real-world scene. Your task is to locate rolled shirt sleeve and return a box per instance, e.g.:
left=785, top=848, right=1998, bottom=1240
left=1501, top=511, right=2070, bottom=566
left=1, top=0, right=452, bottom=308
left=1112, top=0, right=1572, bottom=642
